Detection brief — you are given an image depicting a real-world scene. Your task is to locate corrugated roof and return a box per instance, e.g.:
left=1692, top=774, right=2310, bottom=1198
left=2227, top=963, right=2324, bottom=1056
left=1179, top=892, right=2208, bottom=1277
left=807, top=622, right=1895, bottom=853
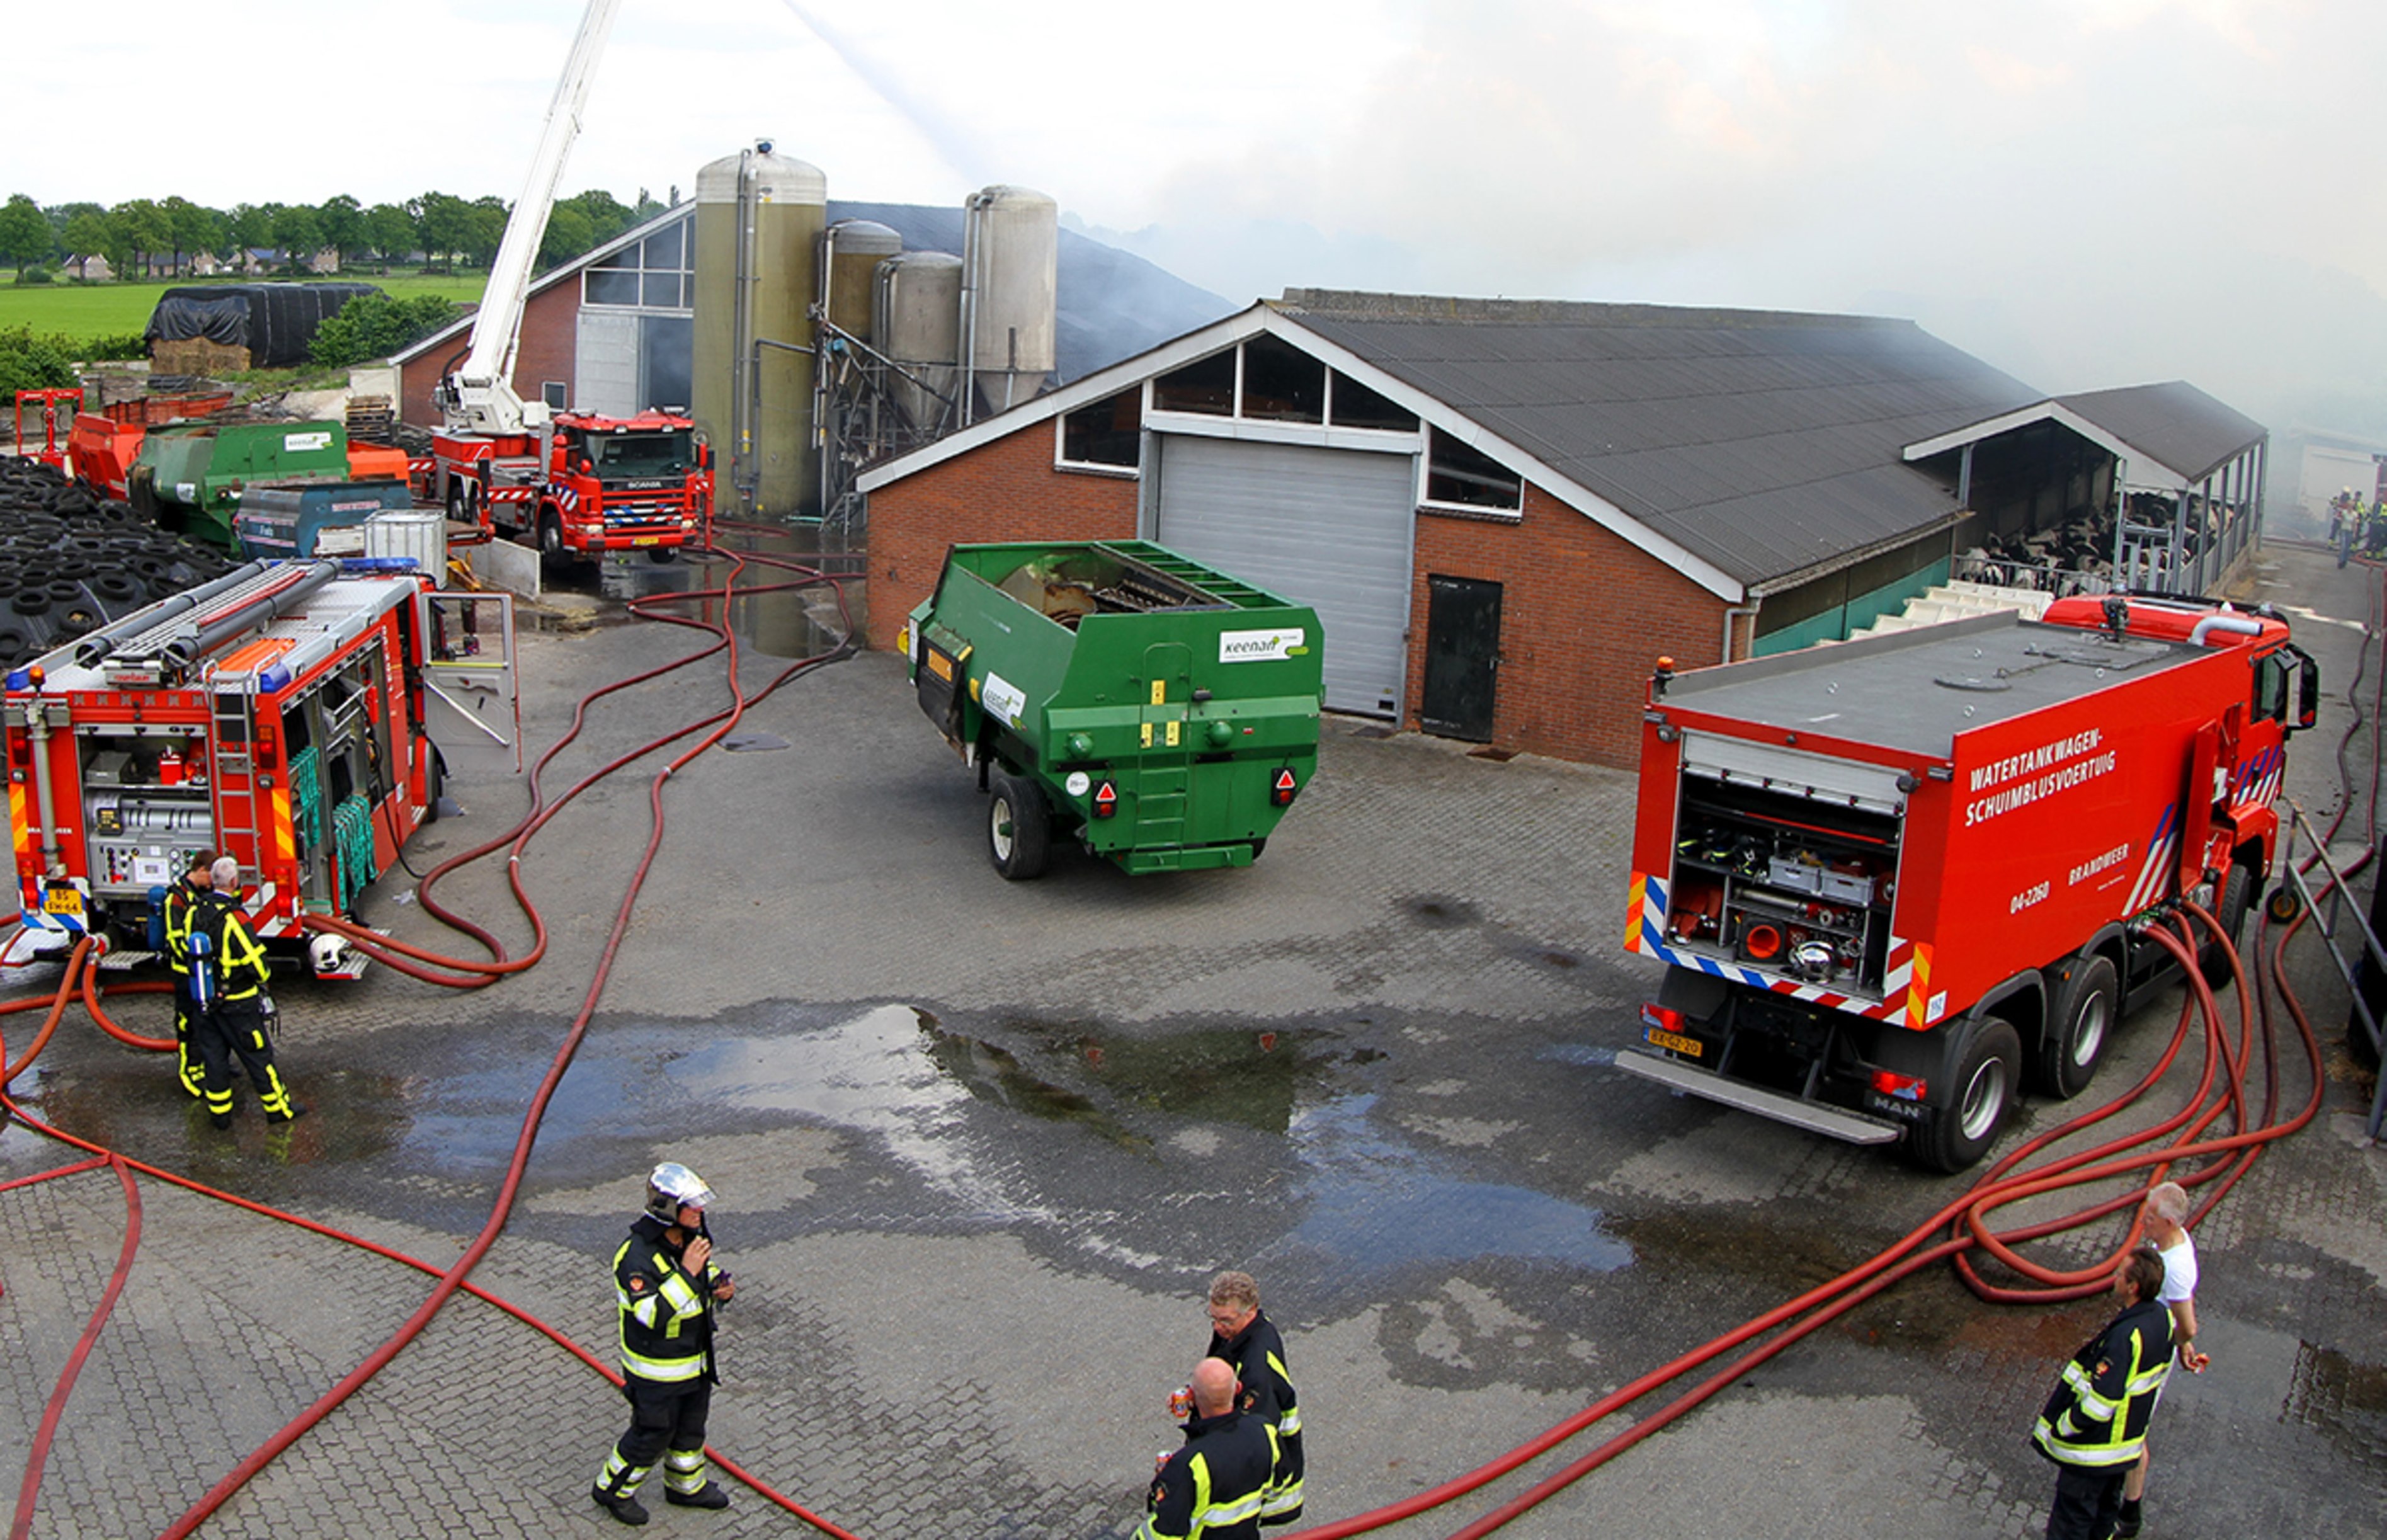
left=1280, top=291, right=2041, bottom=588
left=2054, top=382, right=2265, bottom=486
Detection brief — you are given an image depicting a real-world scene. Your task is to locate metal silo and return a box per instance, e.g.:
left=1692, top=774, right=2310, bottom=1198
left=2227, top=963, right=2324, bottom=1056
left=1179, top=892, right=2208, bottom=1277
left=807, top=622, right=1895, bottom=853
left=692, top=142, right=826, bottom=517
left=875, top=251, right=964, bottom=437
left=961, top=185, right=1058, bottom=423
left=821, top=219, right=901, bottom=343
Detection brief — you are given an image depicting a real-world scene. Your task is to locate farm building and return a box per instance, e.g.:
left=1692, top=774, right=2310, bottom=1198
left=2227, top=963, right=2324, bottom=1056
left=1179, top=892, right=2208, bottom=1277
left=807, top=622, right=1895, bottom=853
left=856, top=289, right=2269, bottom=768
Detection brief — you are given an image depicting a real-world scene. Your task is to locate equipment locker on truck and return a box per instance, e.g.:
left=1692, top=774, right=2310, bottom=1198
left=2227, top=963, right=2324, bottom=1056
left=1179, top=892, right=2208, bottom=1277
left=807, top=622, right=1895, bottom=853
left=1621, top=594, right=2318, bottom=1170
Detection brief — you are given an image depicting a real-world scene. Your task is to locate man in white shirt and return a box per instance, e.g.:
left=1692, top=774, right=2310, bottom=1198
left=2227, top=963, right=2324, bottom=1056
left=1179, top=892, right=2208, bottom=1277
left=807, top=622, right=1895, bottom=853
left=2117, top=1181, right=2209, bottom=1538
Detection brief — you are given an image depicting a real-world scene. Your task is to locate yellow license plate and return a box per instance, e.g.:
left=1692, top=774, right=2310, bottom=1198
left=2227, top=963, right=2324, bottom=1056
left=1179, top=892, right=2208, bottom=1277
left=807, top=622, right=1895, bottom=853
left=633, top=535, right=659, bottom=546
left=43, top=887, right=83, bottom=917
left=1645, top=1027, right=1703, bottom=1058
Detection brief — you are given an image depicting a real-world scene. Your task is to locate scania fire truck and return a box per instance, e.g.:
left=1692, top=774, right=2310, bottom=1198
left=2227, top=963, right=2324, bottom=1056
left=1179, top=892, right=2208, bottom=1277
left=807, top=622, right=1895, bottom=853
left=427, top=0, right=710, bottom=564
left=6, top=561, right=445, bottom=979
left=1621, top=594, right=2318, bottom=1170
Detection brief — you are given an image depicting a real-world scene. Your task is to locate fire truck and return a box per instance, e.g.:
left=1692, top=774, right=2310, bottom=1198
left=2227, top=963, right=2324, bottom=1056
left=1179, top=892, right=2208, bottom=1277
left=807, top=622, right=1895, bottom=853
left=5, top=561, right=445, bottom=980
left=1621, top=594, right=2320, bottom=1170
left=427, top=0, right=709, bottom=564
left=429, top=408, right=710, bottom=562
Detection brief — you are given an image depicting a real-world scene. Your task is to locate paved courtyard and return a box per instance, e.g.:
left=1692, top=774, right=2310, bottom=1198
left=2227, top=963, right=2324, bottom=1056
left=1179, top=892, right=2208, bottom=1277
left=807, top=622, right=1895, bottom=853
left=3, top=540, right=2384, bottom=1539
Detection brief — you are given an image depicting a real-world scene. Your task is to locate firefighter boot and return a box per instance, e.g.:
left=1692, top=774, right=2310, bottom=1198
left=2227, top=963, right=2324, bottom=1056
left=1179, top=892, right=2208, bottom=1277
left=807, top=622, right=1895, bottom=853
left=591, top=1486, right=649, bottom=1527
left=666, top=1482, right=731, bottom=1510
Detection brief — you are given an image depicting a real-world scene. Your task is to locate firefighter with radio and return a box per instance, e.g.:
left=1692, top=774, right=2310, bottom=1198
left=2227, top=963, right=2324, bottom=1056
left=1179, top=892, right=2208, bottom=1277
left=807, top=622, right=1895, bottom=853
left=160, top=852, right=215, bottom=1100
left=593, top=1163, right=738, bottom=1526
left=190, top=857, right=300, bottom=1129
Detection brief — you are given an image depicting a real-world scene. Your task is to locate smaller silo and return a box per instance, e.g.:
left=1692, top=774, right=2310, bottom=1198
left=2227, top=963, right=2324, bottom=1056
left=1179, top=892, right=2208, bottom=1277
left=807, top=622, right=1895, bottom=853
left=962, top=185, right=1059, bottom=421
left=820, top=220, right=902, bottom=344
left=876, top=252, right=964, bottom=436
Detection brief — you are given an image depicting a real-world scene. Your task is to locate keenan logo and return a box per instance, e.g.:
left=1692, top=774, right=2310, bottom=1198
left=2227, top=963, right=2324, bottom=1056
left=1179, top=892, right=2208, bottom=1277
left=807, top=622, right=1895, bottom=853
left=1219, top=628, right=1307, bottom=663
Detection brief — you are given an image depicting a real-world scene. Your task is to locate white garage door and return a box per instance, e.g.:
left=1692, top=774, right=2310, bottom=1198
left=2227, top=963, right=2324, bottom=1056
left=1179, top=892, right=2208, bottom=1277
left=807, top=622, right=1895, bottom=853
left=1154, top=435, right=1415, bottom=717
left=574, top=309, right=640, bottom=418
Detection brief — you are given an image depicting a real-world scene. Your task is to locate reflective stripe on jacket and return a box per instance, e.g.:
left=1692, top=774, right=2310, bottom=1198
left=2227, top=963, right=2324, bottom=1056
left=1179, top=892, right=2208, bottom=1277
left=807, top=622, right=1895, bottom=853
left=1137, top=1410, right=1275, bottom=1540
left=2034, top=1298, right=2173, bottom=1468
left=207, top=897, right=271, bottom=1001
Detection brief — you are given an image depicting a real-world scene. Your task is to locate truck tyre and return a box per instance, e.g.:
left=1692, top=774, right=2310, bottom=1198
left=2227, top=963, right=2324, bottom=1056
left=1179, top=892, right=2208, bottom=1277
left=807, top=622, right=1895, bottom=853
left=2197, top=864, right=2253, bottom=989
left=1913, top=1017, right=2019, bottom=1173
left=2036, top=955, right=2117, bottom=1100
left=647, top=546, right=679, bottom=565
left=987, top=769, right=1050, bottom=881
left=538, top=510, right=566, bottom=563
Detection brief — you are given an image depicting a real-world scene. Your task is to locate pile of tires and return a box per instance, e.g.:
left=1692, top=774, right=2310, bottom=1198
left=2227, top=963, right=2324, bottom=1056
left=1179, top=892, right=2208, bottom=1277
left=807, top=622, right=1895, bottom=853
left=0, top=457, right=237, bottom=670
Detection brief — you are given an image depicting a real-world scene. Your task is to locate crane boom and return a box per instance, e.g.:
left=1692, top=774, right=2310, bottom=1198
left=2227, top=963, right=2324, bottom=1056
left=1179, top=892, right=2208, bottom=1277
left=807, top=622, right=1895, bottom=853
left=439, top=0, right=628, bottom=436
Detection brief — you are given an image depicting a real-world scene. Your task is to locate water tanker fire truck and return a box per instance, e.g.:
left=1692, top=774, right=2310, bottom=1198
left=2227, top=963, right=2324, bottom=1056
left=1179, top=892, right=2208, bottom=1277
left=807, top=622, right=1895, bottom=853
left=428, top=0, right=709, bottom=564
left=1621, top=594, right=2319, bottom=1170
left=6, top=561, right=445, bottom=980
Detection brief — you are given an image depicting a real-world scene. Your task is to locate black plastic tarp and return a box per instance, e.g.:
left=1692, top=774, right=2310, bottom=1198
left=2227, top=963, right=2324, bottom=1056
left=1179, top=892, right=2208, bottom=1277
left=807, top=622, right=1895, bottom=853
left=143, top=283, right=382, bottom=367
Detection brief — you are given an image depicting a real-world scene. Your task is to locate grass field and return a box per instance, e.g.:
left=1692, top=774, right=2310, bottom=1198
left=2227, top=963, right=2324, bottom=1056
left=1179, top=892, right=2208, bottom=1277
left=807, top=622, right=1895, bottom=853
left=0, top=272, right=487, bottom=341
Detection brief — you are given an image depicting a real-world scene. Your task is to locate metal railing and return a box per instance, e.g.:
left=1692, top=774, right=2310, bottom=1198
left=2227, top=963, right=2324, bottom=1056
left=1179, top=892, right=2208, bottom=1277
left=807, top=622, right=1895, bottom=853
left=1949, top=552, right=2119, bottom=596
left=2273, top=803, right=2387, bottom=1142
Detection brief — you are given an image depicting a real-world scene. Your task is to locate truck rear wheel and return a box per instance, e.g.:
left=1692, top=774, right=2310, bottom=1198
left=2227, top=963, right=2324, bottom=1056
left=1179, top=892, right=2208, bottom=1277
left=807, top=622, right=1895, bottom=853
left=1913, top=1017, right=2019, bottom=1173
left=987, top=769, right=1050, bottom=880
left=2197, top=864, right=2253, bottom=989
left=538, top=510, right=566, bottom=562
left=2036, top=955, right=2117, bottom=1100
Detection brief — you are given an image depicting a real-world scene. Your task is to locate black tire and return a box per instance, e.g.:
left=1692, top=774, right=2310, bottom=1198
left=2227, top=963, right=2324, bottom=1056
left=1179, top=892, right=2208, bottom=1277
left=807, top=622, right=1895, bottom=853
left=538, top=510, right=566, bottom=562
left=1912, top=1017, right=2020, bottom=1173
left=2198, top=864, right=2253, bottom=988
left=2036, top=955, right=2117, bottom=1100
left=647, top=545, right=679, bottom=565
left=2265, top=883, right=2303, bottom=925
left=423, top=743, right=446, bottom=823
left=986, top=768, right=1050, bottom=881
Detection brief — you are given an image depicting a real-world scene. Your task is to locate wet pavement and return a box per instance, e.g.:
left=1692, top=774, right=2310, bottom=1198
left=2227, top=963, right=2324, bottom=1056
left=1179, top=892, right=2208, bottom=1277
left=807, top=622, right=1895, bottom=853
left=3, top=539, right=2385, bottom=1538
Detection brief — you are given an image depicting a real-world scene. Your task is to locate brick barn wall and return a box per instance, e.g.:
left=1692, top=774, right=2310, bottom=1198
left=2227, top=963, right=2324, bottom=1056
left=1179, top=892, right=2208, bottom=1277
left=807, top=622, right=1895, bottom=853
left=862, top=425, right=1140, bottom=651
left=399, top=281, right=584, bottom=429
left=1405, top=484, right=1731, bottom=768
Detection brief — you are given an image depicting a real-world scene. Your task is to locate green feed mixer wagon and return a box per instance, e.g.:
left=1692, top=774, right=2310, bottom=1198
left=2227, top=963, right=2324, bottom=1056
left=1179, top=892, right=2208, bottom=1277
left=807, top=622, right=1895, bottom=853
left=904, top=541, right=1325, bottom=879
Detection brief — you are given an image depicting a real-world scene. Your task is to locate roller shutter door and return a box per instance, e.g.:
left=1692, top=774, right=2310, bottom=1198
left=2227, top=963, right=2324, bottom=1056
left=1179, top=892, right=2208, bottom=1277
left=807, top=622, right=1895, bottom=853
left=1154, top=435, right=1413, bottom=717
left=574, top=309, right=640, bottom=417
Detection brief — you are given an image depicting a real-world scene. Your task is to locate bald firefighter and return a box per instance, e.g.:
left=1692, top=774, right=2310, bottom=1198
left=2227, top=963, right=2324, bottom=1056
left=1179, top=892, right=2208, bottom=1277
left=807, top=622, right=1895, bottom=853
left=1140, top=1356, right=1275, bottom=1540
left=593, top=1163, right=738, bottom=1526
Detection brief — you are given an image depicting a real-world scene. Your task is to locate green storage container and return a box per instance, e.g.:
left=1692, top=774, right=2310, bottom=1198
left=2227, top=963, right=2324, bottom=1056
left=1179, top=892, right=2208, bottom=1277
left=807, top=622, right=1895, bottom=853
left=132, top=419, right=353, bottom=549
left=905, top=540, right=1325, bottom=879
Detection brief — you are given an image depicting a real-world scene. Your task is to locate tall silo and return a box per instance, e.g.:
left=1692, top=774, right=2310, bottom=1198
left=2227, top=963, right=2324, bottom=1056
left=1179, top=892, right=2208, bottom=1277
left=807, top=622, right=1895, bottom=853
left=961, top=185, right=1058, bottom=423
left=875, top=251, right=964, bottom=436
left=692, top=142, right=826, bottom=516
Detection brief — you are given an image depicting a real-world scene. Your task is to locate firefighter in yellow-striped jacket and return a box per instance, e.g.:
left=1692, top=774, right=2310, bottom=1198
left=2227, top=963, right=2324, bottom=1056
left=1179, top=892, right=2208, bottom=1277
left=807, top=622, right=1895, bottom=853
left=593, top=1163, right=738, bottom=1527
left=2033, top=1248, right=2175, bottom=1540
left=189, top=857, right=299, bottom=1130
left=1205, top=1271, right=1304, bottom=1524
left=1140, top=1356, right=1276, bottom=1540
left=159, top=852, right=215, bottom=1100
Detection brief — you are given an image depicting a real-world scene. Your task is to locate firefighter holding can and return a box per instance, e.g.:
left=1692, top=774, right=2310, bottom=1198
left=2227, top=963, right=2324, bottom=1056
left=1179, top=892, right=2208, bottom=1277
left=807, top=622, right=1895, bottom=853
left=593, top=1163, right=738, bottom=1526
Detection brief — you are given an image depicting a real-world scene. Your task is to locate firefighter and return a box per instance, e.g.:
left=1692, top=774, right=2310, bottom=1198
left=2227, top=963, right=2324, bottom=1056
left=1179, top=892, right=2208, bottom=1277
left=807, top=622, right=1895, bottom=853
left=593, top=1162, right=738, bottom=1526
left=1141, top=1356, right=1275, bottom=1540
left=2033, top=1248, right=2175, bottom=1540
left=1205, top=1270, right=1304, bottom=1524
left=159, top=852, right=215, bottom=1100
left=190, top=857, right=299, bottom=1129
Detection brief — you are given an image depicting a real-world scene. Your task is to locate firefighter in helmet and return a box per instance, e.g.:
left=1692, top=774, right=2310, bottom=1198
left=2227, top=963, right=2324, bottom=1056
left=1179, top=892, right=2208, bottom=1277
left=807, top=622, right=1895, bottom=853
left=592, top=1162, right=738, bottom=1526
left=159, top=850, right=215, bottom=1100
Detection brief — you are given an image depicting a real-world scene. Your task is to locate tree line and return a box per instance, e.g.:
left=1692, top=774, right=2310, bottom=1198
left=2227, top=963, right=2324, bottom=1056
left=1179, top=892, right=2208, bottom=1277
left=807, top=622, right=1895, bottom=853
left=0, top=189, right=674, bottom=280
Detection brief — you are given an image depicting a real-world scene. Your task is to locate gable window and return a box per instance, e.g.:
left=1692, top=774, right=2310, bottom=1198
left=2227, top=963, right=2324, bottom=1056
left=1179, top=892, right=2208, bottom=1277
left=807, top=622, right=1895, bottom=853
left=584, top=217, right=695, bottom=311
left=1153, top=349, right=1236, bottom=415
left=1241, top=334, right=1325, bottom=423
left=1060, top=389, right=1141, bottom=469
left=1330, top=370, right=1418, bottom=432
left=1425, top=426, right=1522, bottom=512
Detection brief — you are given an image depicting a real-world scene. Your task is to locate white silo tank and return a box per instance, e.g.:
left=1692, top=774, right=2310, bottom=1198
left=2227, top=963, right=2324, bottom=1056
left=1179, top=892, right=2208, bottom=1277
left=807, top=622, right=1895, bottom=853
left=875, top=251, right=964, bottom=435
left=693, top=142, right=827, bottom=516
left=962, top=185, right=1058, bottom=421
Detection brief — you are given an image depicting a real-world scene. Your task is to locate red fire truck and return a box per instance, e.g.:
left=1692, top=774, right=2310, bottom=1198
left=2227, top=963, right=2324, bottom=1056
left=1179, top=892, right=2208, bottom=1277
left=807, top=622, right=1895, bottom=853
left=5, top=561, right=444, bottom=980
left=429, top=409, right=710, bottom=562
left=1621, top=594, right=2319, bottom=1170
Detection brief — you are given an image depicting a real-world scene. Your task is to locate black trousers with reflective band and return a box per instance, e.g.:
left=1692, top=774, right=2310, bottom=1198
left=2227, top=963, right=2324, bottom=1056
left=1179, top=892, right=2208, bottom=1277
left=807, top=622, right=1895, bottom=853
left=193, top=998, right=291, bottom=1116
left=612, top=1375, right=711, bottom=1478
left=2046, top=1462, right=2126, bottom=1540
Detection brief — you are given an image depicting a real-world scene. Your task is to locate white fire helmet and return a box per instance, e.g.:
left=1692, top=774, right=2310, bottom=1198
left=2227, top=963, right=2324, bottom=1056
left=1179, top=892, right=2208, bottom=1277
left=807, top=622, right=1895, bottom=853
left=644, top=1162, right=715, bottom=1224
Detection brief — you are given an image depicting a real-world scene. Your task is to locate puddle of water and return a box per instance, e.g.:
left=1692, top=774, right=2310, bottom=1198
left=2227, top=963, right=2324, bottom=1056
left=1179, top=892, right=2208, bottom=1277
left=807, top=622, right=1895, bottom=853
left=1282, top=1093, right=1632, bottom=1275
left=2284, top=1339, right=2387, bottom=1464
left=1008, top=1018, right=1314, bottom=1134
left=1404, top=896, right=1480, bottom=929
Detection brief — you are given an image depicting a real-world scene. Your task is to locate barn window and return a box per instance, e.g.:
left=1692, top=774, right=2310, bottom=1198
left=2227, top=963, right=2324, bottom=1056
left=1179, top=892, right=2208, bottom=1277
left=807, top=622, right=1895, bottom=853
left=1059, top=390, right=1141, bottom=469
left=1153, top=350, right=1236, bottom=415
left=1330, top=371, right=1418, bottom=432
left=1425, top=426, right=1522, bottom=511
left=1241, top=334, right=1325, bottom=423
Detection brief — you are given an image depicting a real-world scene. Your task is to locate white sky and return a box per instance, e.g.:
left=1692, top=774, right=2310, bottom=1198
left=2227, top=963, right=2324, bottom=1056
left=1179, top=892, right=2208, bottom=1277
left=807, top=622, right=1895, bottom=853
left=9, top=0, right=2383, bottom=435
